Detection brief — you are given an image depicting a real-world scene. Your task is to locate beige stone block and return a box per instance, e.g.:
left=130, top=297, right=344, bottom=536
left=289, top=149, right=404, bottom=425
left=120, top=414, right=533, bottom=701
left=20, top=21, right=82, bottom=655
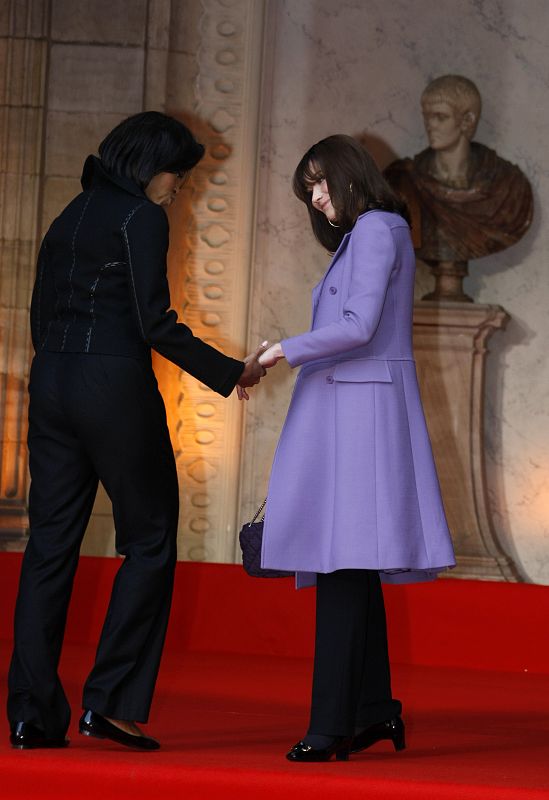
left=0, top=0, right=48, bottom=38
left=0, top=172, right=40, bottom=241
left=0, top=106, right=43, bottom=175
left=41, top=176, right=81, bottom=235
left=144, top=48, right=168, bottom=111
left=48, top=44, right=145, bottom=113
left=168, top=0, right=203, bottom=54
left=0, top=303, right=31, bottom=514
left=51, top=0, right=147, bottom=45
left=0, top=406, right=29, bottom=507
left=0, top=37, right=47, bottom=106
left=0, top=4, right=8, bottom=36
left=45, top=110, right=128, bottom=177
left=165, top=52, right=199, bottom=112
left=0, top=240, right=36, bottom=310
left=0, top=306, right=31, bottom=379
left=147, top=0, right=171, bottom=49
left=0, top=2, right=11, bottom=35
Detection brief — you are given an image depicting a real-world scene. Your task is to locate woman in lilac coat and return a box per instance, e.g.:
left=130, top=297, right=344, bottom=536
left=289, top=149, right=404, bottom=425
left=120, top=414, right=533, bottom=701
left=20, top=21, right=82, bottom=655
left=259, top=135, right=455, bottom=762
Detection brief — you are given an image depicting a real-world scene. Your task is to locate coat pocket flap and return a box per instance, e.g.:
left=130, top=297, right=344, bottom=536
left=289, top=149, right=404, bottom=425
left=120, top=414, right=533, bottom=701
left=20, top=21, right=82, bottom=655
left=333, top=358, right=392, bottom=383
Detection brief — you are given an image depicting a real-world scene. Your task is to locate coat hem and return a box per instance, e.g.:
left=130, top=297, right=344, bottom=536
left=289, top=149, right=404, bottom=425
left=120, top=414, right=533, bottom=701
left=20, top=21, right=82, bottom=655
left=291, top=564, right=456, bottom=589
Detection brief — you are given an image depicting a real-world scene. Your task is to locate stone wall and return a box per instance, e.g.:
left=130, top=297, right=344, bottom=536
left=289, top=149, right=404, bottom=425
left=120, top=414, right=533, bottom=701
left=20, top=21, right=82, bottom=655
left=1, top=0, right=548, bottom=582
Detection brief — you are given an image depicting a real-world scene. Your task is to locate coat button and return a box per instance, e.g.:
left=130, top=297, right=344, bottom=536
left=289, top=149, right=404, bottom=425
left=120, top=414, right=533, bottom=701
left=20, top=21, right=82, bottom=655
left=329, top=286, right=337, bottom=294
left=326, top=375, right=334, bottom=384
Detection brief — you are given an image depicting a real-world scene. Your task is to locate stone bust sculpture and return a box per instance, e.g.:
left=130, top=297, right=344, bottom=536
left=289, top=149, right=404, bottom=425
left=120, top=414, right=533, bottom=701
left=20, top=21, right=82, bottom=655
left=384, top=75, right=533, bottom=301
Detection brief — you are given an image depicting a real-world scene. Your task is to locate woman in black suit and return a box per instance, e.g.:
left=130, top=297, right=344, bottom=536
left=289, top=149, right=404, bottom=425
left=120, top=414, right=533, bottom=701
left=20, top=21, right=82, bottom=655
left=7, top=112, right=265, bottom=751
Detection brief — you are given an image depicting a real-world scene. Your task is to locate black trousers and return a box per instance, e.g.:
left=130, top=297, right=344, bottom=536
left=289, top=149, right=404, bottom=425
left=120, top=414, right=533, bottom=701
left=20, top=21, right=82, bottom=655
left=7, top=352, right=179, bottom=738
left=308, top=569, right=402, bottom=737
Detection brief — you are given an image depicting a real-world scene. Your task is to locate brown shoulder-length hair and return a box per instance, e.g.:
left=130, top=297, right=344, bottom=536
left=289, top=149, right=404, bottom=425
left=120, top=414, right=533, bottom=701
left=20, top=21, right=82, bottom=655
left=293, top=134, right=409, bottom=252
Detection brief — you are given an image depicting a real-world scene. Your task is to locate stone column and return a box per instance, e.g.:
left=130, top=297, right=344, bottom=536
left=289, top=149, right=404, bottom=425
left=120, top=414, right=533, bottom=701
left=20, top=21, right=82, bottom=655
left=0, top=0, right=49, bottom=548
left=413, top=301, right=517, bottom=580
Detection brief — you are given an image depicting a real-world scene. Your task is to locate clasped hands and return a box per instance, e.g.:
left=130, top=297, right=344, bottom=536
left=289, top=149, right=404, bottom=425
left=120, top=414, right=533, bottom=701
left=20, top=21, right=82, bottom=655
left=236, top=341, right=285, bottom=400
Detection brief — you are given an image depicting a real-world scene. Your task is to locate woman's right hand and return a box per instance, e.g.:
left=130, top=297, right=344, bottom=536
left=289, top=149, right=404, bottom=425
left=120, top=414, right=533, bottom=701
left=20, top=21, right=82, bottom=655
left=258, top=342, right=284, bottom=368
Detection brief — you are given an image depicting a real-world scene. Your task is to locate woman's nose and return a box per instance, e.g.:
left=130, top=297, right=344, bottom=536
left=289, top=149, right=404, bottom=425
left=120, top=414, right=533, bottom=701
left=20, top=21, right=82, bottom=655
left=312, top=184, right=323, bottom=203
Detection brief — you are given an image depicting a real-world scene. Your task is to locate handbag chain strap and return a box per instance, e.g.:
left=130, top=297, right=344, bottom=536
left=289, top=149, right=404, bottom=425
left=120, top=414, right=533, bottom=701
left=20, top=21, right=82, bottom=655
left=249, top=497, right=267, bottom=525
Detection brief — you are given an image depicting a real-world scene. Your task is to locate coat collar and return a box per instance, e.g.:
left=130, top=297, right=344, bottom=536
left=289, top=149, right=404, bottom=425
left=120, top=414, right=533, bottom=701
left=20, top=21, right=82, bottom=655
left=330, top=229, right=352, bottom=262
left=322, top=226, right=352, bottom=279
left=311, top=231, right=352, bottom=320
left=312, top=210, right=399, bottom=322
left=80, top=155, right=149, bottom=200
left=324, top=209, right=384, bottom=273
left=312, top=211, right=381, bottom=319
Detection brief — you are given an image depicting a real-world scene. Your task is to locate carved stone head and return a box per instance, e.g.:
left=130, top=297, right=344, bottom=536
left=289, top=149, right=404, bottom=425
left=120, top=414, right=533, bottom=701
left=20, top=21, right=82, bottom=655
left=421, top=75, right=481, bottom=148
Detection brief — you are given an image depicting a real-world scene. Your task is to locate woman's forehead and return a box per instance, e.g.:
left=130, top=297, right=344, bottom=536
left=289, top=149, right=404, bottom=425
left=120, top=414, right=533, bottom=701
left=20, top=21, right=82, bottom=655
left=303, top=159, right=324, bottom=185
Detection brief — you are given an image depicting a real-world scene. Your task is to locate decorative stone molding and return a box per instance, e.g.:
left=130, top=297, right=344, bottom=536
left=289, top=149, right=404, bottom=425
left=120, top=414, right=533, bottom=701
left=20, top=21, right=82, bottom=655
left=160, top=0, right=267, bottom=562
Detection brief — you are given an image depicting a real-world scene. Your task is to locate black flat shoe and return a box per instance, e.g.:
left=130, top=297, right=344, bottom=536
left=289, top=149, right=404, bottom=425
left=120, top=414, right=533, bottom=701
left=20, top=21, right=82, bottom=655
left=351, top=715, right=405, bottom=753
left=286, top=736, right=352, bottom=762
left=10, top=722, right=69, bottom=750
left=79, top=710, right=160, bottom=751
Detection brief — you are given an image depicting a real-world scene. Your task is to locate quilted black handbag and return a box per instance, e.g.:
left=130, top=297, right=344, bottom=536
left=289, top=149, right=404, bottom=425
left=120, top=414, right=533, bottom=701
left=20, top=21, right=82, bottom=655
left=239, top=499, right=292, bottom=578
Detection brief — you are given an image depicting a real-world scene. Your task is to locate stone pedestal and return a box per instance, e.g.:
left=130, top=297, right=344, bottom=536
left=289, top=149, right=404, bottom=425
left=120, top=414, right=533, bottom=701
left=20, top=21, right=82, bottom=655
left=422, top=260, right=473, bottom=303
left=413, top=301, right=517, bottom=581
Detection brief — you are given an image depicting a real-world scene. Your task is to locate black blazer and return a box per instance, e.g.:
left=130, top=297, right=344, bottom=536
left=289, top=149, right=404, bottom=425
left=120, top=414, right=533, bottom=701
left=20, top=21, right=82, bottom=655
left=30, top=156, right=244, bottom=397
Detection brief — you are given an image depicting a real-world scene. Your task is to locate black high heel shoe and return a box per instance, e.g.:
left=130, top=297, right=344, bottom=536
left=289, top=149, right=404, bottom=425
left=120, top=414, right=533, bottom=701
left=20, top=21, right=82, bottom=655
left=286, top=736, right=352, bottom=762
left=351, top=715, right=405, bottom=753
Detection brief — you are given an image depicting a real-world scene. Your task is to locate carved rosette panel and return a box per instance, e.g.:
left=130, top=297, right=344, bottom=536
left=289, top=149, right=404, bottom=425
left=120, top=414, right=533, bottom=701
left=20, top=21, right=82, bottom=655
left=0, top=0, right=49, bottom=546
left=169, top=0, right=265, bottom=562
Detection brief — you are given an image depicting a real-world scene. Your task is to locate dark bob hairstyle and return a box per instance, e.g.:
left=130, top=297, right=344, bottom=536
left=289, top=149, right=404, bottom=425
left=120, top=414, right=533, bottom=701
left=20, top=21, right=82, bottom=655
left=293, top=134, right=409, bottom=252
left=98, top=111, right=205, bottom=189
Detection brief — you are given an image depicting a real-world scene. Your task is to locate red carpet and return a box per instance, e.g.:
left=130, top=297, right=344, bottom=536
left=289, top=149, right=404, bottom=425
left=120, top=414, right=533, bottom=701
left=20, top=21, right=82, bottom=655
left=1, top=553, right=549, bottom=799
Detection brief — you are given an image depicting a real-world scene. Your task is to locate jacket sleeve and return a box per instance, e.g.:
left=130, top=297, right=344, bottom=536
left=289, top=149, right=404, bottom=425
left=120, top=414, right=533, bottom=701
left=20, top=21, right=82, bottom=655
left=281, top=215, right=397, bottom=368
left=30, top=238, right=56, bottom=352
left=123, top=203, right=244, bottom=397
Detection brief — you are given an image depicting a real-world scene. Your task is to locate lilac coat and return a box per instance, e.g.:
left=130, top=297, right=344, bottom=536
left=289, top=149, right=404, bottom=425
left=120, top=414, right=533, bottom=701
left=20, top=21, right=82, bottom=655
left=261, top=210, right=456, bottom=586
